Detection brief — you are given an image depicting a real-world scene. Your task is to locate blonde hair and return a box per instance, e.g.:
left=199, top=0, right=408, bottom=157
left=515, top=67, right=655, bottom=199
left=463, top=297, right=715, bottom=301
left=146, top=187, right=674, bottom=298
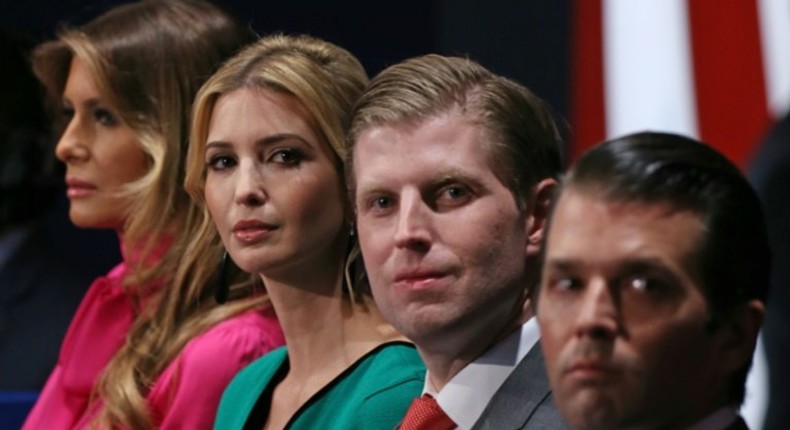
left=347, top=54, right=563, bottom=210
left=185, top=33, right=370, bottom=298
left=32, top=1, right=262, bottom=428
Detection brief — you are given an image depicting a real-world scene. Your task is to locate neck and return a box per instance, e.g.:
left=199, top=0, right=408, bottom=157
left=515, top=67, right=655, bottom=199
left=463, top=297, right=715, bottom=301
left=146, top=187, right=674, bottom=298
left=261, top=264, right=401, bottom=380
left=420, top=297, right=532, bottom=392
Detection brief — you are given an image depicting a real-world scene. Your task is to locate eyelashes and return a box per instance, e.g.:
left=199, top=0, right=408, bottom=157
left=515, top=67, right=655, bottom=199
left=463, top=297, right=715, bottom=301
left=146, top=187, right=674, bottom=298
left=205, top=148, right=306, bottom=172
left=59, top=104, right=120, bottom=127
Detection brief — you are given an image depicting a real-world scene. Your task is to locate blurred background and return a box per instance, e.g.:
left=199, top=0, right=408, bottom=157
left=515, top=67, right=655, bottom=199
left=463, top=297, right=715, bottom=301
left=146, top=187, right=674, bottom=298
left=4, top=0, right=789, bottom=164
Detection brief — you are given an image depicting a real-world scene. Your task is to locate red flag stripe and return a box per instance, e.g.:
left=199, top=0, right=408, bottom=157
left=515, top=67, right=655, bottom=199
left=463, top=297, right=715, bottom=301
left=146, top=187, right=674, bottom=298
left=570, top=0, right=605, bottom=162
left=687, top=0, right=770, bottom=168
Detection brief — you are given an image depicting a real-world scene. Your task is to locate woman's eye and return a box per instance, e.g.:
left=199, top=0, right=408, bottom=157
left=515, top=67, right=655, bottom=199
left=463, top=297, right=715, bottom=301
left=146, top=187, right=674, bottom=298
left=61, top=106, right=75, bottom=119
left=207, top=155, right=236, bottom=170
left=94, top=107, right=118, bottom=126
left=270, top=148, right=302, bottom=165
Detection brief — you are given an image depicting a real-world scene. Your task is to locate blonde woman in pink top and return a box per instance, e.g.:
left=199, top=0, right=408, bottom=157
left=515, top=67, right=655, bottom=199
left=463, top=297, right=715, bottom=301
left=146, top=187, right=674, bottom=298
left=22, top=1, right=284, bottom=429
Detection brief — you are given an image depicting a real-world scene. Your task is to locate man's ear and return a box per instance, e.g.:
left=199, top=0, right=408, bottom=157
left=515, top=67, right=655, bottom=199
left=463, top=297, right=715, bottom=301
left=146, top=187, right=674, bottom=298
left=525, top=178, right=557, bottom=258
left=714, top=299, right=765, bottom=375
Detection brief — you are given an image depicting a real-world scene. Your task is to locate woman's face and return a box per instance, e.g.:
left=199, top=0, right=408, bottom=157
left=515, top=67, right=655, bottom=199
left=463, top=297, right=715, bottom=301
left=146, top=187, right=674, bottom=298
left=56, top=56, right=149, bottom=230
left=203, top=87, right=347, bottom=277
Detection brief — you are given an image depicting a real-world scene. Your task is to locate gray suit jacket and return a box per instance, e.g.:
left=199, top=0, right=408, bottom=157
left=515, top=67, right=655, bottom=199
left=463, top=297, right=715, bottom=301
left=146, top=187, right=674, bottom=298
left=471, top=343, right=570, bottom=430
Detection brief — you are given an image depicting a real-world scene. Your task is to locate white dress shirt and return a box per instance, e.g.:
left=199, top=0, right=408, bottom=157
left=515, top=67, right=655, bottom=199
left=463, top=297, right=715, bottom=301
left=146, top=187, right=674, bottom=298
left=422, top=317, right=541, bottom=430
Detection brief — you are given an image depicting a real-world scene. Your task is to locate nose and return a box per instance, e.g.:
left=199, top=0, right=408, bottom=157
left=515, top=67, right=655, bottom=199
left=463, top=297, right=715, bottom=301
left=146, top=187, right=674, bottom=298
left=393, top=190, right=432, bottom=251
left=234, top=160, right=266, bottom=207
left=574, top=279, right=619, bottom=340
left=56, top=116, right=90, bottom=164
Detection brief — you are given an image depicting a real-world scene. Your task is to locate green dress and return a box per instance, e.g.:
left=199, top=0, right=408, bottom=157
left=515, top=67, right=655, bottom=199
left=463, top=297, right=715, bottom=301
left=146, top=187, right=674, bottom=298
left=214, top=341, right=425, bottom=429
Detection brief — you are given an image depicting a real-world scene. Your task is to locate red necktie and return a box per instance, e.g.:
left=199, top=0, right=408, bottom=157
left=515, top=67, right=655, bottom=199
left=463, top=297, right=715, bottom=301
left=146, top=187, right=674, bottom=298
left=400, top=395, right=456, bottom=430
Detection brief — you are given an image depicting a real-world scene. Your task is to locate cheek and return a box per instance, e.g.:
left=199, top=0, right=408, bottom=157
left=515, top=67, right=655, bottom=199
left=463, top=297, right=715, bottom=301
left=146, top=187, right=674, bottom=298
left=357, top=221, right=385, bottom=265
left=289, top=174, right=346, bottom=237
left=306, top=182, right=343, bottom=220
left=633, top=322, right=708, bottom=372
left=106, top=133, right=148, bottom=184
left=204, top=179, right=230, bottom=230
left=537, top=311, right=571, bottom=367
left=461, top=213, right=526, bottom=284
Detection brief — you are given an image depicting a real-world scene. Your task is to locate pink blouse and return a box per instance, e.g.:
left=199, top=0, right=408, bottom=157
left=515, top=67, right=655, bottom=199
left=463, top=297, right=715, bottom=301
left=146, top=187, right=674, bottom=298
left=22, top=251, right=284, bottom=429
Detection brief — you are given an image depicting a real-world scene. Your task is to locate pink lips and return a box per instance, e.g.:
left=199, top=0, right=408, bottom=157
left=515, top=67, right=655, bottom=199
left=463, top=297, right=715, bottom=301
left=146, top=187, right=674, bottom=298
left=565, top=360, right=617, bottom=383
left=65, top=177, right=97, bottom=198
left=232, top=219, right=277, bottom=243
left=394, top=269, right=447, bottom=290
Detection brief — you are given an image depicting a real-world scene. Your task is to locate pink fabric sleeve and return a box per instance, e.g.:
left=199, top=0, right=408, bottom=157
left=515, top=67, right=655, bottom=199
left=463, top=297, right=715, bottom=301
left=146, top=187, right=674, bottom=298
left=147, top=309, right=284, bottom=430
left=22, top=262, right=135, bottom=430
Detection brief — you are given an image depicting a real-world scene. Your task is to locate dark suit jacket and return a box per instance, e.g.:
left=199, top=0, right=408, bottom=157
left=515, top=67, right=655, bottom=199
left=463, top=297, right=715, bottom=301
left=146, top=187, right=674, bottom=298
left=725, top=416, right=749, bottom=430
left=471, top=343, right=570, bottom=430
left=748, top=111, right=790, bottom=430
left=0, top=226, right=95, bottom=390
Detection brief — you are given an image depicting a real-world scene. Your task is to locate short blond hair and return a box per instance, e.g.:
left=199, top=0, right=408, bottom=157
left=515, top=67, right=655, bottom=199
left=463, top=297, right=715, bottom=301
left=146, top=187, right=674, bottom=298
left=347, top=54, right=563, bottom=210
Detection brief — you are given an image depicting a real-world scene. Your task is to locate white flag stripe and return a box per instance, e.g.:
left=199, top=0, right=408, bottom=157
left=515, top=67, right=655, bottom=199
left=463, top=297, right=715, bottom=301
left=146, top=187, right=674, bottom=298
left=758, top=0, right=790, bottom=118
left=603, top=0, right=698, bottom=139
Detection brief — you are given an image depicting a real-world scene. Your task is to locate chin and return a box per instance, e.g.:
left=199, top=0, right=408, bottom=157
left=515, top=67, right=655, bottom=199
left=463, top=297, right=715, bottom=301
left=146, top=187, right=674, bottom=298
left=226, top=253, right=261, bottom=275
left=69, top=214, right=122, bottom=230
left=561, top=392, right=623, bottom=430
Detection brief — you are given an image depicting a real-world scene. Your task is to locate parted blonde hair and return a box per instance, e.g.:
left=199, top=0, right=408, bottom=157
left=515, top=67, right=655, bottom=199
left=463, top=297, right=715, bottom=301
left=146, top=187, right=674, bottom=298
left=185, top=33, right=370, bottom=298
left=31, top=1, right=263, bottom=428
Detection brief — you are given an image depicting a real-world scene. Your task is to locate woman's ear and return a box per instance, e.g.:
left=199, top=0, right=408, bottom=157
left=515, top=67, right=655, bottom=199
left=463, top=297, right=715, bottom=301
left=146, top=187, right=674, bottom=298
left=525, top=178, right=557, bottom=258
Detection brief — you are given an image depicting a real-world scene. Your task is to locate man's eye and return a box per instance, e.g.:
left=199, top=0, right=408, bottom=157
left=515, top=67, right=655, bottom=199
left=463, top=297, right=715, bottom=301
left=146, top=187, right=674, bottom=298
left=436, top=184, right=473, bottom=209
left=372, top=196, right=393, bottom=209
left=554, top=277, right=580, bottom=290
left=629, top=277, right=648, bottom=291
left=623, top=276, right=668, bottom=295
left=445, top=186, right=467, bottom=199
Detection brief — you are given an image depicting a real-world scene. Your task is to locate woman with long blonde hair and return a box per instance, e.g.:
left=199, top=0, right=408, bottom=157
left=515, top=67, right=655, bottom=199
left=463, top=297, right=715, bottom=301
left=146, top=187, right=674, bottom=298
left=185, top=34, right=424, bottom=429
left=24, top=1, right=284, bottom=428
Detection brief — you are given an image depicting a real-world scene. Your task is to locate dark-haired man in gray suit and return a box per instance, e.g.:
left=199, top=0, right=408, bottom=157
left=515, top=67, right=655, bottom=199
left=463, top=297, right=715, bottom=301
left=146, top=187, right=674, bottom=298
left=538, top=132, right=766, bottom=430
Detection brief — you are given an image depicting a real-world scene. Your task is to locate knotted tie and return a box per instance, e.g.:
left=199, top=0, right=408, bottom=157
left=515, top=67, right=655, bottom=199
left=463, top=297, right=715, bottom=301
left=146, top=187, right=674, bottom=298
left=400, top=395, right=456, bottom=430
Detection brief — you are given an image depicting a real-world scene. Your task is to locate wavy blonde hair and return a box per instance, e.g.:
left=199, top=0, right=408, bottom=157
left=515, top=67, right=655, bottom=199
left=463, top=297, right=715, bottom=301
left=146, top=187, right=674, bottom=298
left=185, top=33, right=370, bottom=299
left=32, top=1, right=265, bottom=428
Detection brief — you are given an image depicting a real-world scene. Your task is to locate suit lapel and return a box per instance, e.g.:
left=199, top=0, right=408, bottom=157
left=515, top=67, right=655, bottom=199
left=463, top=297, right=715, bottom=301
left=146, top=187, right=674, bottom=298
left=470, top=343, right=552, bottom=430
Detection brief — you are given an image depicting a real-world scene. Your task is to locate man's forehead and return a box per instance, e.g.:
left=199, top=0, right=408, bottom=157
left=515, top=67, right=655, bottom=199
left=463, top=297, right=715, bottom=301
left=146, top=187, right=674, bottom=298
left=548, top=188, right=707, bottom=275
left=353, top=115, right=496, bottom=173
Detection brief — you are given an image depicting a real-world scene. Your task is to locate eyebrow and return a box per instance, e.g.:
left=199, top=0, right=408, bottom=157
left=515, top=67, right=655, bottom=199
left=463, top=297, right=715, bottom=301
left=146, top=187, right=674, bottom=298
left=545, top=256, right=680, bottom=278
left=354, top=168, right=484, bottom=198
left=544, top=258, right=581, bottom=272
left=61, top=96, right=102, bottom=110
left=205, top=133, right=312, bottom=152
left=433, top=168, right=483, bottom=188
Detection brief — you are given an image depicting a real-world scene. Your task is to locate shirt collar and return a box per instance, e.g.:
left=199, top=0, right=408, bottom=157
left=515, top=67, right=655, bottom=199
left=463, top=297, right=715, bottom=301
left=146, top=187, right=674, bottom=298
left=423, top=317, right=540, bottom=429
